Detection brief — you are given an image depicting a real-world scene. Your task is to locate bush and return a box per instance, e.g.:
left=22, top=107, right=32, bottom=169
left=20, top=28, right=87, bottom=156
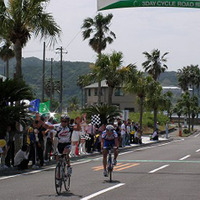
left=183, top=129, right=190, bottom=134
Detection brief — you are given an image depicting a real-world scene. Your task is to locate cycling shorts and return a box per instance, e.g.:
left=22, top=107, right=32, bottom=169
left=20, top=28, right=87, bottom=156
left=103, top=139, right=115, bottom=149
left=57, top=143, right=71, bottom=154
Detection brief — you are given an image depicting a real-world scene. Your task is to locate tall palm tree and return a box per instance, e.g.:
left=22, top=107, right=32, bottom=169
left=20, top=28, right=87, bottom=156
left=125, top=72, right=154, bottom=132
left=82, top=13, right=116, bottom=104
left=142, top=49, right=168, bottom=81
left=0, top=0, right=61, bottom=80
left=0, top=41, right=15, bottom=78
left=96, top=51, right=124, bottom=105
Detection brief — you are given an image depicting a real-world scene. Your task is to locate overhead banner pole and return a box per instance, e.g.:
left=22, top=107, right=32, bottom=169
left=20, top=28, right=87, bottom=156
left=97, top=0, right=200, bottom=11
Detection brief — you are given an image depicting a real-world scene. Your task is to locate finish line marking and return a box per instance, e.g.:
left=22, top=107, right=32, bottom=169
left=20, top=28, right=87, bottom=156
left=80, top=183, right=125, bottom=200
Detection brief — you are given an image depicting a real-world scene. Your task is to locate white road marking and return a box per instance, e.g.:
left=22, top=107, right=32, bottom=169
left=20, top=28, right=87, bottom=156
left=80, top=183, right=125, bottom=200
left=179, top=155, right=191, bottom=161
left=0, top=159, right=91, bottom=181
left=119, top=151, right=134, bottom=155
left=196, top=149, right=200, bottom=153
left=149, top=165, right=169, bottom=174
left=194, top=133, right=200, bottom=138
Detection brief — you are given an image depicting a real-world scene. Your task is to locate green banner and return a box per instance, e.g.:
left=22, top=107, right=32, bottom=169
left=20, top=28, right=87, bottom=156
left=39, top=101, right=50, bottom=114
left=97, top=0, right=200, bottom=10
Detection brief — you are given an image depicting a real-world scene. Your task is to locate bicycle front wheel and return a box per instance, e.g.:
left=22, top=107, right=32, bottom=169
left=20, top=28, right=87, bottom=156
left=55, top=164, right=62, bottom=195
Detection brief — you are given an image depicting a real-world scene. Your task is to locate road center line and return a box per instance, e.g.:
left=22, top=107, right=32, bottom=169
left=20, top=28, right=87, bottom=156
left=179, top=155, right=191, bottom=160
left=196, top=149, right=200, bottom=153
left=80, top=183, right=125, bottom=200
left=149, top=165, right=169, bottom=174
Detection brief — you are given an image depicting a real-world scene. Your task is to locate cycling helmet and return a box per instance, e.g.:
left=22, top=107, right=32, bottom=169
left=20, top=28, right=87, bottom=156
left=106, top=124, right=114, bottom=131
left=60, top=115, right=70, bottom=121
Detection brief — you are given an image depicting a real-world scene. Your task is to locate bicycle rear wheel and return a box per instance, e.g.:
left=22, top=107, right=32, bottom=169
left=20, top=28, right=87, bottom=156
left=55, top=164, right=62, bottom=195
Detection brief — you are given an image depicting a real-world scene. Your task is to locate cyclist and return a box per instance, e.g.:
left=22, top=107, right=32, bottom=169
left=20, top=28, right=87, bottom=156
left=101, top=124, right=119, bottom=177
left=55, top=115, right=72, bottom=174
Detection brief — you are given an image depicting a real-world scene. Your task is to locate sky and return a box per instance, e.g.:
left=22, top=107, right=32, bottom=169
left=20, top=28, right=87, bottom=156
left=22, top=0, right=200, bottom=72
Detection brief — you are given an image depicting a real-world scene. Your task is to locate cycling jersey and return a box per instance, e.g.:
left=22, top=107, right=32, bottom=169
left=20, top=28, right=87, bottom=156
left=56, top=126, right=71, bottom=144
left=102, top=130, right=118, bottom=140
left=102, top=130, right=118, bottom=149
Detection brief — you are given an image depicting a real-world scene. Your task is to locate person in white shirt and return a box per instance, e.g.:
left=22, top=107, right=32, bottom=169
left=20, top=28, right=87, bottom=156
left=121, top=121, right=126, bottom=147
left=14, top=145, right=29, bottom=170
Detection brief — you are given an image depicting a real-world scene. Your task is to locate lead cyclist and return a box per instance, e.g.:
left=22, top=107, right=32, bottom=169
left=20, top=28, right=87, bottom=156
left=101, top=124, right=119, bottom=177
left=55, top=115, right=72, bottom=174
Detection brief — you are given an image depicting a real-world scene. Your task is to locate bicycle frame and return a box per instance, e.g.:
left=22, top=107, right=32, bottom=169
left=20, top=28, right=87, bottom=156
left=107, top=146, right=113, bottom=182
left=55, top=154, right=71, bottom=195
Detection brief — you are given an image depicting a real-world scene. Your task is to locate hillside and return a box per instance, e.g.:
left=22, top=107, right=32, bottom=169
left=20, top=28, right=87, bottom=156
left=0, top=57, right=178, bottom=105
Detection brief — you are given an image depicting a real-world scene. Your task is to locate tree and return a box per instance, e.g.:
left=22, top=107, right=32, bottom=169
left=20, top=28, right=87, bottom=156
left=82, top=13, right=116, bottom=104
left=77, top=74, right=93, bottom=108
left=0, top=79, right=34, bottom=138
left=67, top=96, right=80, bottom=112
left=82, top=104, right=122, bottom=125
left=162, top=91, right=173, bottom=120
left=142, top=49, right=168, bottom=81
left=173, top=100, right=183, bottom=128
left=0, top=0, right=61, bottom=80
left=0, top=41, right=15, bottom=78
left=96, top=51, right=124, bottom=105
left=124, top=67, right=152, bottom=132
left=146, top=80, right=164, bottom=130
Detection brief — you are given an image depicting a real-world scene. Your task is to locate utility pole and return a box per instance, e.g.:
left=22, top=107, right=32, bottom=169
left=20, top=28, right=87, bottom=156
left=42, top=42, right=46, bottom=102
left=50, top=58, right=53, bottom=112
left=56, top=47, right=67, bottom=114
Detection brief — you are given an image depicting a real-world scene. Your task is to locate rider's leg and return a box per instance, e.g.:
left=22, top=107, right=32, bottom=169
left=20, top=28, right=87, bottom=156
left=103, top=149, right=108, bottom=171
left=114, top=148, right=118, bottom=160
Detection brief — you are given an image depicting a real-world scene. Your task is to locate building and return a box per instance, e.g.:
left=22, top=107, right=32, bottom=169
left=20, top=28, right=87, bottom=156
left=84, top=80, right=139, bottom=111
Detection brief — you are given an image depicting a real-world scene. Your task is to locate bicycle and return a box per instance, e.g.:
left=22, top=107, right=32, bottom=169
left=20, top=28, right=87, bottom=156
left=55, top=153, right=71, bottom=195
left=107, top=145, right=114, bottom=182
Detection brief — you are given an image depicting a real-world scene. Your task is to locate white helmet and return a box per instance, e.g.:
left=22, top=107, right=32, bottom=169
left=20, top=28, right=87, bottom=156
left=106, top=124, right=114, bottom=131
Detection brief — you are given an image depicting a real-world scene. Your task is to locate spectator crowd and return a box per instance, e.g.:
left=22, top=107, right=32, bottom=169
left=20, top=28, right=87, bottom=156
left=0, top=114, right=144, bottom=171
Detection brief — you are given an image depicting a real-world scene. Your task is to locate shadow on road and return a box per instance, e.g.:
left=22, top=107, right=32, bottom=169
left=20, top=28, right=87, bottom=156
left=37, top=192, right=83, bottom=198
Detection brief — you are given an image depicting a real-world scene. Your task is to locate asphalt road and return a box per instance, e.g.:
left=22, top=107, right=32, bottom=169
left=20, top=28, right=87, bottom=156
left=1, top=132, right=200, bottom=200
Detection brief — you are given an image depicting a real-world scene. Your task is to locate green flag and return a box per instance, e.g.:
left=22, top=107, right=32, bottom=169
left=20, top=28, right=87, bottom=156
left=39, top=101, right=50, bottom=114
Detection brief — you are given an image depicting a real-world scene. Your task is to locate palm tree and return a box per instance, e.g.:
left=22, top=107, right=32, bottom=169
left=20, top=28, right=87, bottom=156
left=173, top=101, right=183, bottom=128
left=0, top=41, right=15, bottom=78
left=124, top=67, right=152, bottom=132
left=0, top=0, right=61, bottom=80
left=146, top=80, right=164, bottom=130
left=177, top=67, right=189, bottom=92
left=96, top=51, right=124, bottom=105
left=82, top=13, right=116, bottom=104
left=82, top=104, right=122, bottom=125
left=0, top=78, right=33, bottom=138
left=142, top=49, right=168, bottom=81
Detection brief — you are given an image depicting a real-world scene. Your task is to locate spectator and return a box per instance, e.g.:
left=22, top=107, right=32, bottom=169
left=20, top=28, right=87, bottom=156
left=86, top=123, right=96, bottom=153
left=0, top=139, right=7, bottom=169
left=44, top=117, right=54, bottom=162
left=79, top=115, right=87, bottom=155
left=71, top=116, right=81, bottom=157
left=126, top=121, right=131, bottom=145
left=14, top=145, right=29, bottom=170
left=130, top=121, right=135, bottom=144
left=5, top=124, right=15, bottom=168
left=165, top=122, right=169, bottom=139
left=121, top=121, right=126, bottom=147
left=151, top=128, right=159, bottom=140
